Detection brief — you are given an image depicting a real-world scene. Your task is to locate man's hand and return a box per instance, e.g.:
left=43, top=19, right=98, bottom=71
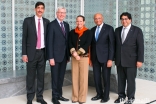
left=49, top=59, right=55, bottom=66
left=22, top=55, right=28, bottom=62
left=107, top=60, right=112, bottom=67
left=67, top=58, right=70, bottom=63
left=136, top=61, right=143, bottom=68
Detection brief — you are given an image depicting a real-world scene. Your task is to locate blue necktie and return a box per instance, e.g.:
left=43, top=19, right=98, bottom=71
left=95, top=26, right=100, bottom=41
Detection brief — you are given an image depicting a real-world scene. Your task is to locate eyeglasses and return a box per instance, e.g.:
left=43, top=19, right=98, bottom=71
left=57, top=12, right=66, bottom=14
left=94, top=18, right=102, bottom=20
left=121, top=18, right=129, bottom=21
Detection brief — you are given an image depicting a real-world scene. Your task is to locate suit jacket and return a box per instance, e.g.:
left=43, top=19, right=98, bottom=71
left=90, top=23, right=115, bottom=63
left=46, top=19, right=70, bottom=62
left=115, top=25, right=144, bottom=67
left=69, top=29, right=92, bottom=55
left=22, top=16, right=50, bottom=61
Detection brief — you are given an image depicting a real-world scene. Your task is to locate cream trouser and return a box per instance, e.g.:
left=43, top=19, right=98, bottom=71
left=71, top=56, right=89, bottom=102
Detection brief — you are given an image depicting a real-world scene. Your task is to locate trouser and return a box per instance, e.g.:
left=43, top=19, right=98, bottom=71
left=92, top=57, right=111, bottom=100
left=117, top=65, right=137, bottom=99
left=26, top=49, right=46, bottom=101
left=71, top=56, right=89, bottom=102
left=51, top=56, right=67, bottom=98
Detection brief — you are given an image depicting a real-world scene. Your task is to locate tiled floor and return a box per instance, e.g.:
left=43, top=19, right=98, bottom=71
left=0, top=79, right=155, bottom=104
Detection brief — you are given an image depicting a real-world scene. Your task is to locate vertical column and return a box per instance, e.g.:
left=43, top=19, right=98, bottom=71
left=116, top=0, right=118, bottom=28
left=81, top=0, right=84, bottom=15
left=55, top=0, right=57, bottom=18
left=12, top=0, right=15, bottom=71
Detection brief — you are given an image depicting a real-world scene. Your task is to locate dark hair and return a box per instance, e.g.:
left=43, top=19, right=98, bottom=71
left=120, top=12, right=132, bottom=20
left=35, top=2, right=45, bottom=8
left=76, top=15, right=85, bottom=21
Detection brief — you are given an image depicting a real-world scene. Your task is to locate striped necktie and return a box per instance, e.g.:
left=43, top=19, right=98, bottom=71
left=60, top=22, right=65, bottom=35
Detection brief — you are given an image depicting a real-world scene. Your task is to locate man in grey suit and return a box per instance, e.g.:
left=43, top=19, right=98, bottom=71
left=46, top=7, right=70, bottom=104
left=114, top=12, right=144, bottom=104
left=22, top=2, right=50, bottom=104
left=90, top=13, right=115, bottom=103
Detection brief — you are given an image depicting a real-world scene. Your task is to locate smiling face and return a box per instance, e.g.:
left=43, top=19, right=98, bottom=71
left=35, top=5, right=45, bottom=18
left=76, top=17, right=85, bottom=30
left=94, top=13, right=104, bottom=26
left=121, top=15, right=132, bottom=27
left=56, top=8, right=66, bottom=22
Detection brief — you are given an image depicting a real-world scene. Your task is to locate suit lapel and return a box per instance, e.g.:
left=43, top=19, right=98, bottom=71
left=31, top=16, right=37, bottom=37
left=119, top=27, right=122, bottom=44
left=43, top=18, right=47, bottom=39
left=92, top=27, right=96, bottom=42
left=123, top=25, right=134, bottom=44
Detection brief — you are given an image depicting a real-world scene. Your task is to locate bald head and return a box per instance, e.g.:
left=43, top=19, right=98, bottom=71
left=94, top=13, right=104, bottom=19
left=94, top=13, right=104, bottom=26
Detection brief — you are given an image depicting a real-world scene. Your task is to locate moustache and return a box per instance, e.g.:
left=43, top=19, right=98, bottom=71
left=38, top=11, right=42, bottom=13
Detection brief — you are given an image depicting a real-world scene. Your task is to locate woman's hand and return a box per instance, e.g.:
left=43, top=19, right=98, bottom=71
left=75, top=55, right=80, bottom=60
left=72, top=51, right=80, bottom=60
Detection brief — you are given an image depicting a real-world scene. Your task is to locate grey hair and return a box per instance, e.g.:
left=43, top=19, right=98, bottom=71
left=56, top=6, right=66, bottom=12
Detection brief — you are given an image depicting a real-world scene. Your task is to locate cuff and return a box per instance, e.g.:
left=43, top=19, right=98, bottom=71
left=79, top=48, right=85, bottom=54
left=70, top=48, right=76, bottom=54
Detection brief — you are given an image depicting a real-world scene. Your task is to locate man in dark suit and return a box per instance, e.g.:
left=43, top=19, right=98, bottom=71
left=22, top=2, right=50, bottom=104
left=46, top=7, right=70, bottom=104
left=90, top=13, right=115, bottom=103
left=114, top=12, right=144, bottom=104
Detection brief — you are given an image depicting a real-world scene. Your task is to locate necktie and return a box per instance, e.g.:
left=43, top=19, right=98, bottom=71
left=37, top=19, right=41, bottom=49
left=95, top=26, right=100, bottom=41
left=121, top=28, right=126, bottom=44
left=60, top=22, right=65, bottom=35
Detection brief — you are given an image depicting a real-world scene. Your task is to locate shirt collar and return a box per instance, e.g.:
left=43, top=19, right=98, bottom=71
left=97, top=22, right=104, bottom=28
left=56, top=18, right=63, bottom=24
left=123, top=24, right=131, bottom=29
left=35, top=15, right=43, bottom=20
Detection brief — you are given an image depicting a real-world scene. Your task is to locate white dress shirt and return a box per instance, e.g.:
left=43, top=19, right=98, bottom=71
left=95, top=23, right=104, bottom=38
left=56, top=18, right=65, bottom=29
left=121, top=24, right=131, bottom=40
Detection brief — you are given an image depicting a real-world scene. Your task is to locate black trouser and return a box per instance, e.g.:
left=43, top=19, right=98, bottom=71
left=51, top=56, right=67, bottom=98
left=117, top=65, right=137, bottom=99
left=92, top=57, right=111, bottom=100
left=26, top=49, right=46, bottom=101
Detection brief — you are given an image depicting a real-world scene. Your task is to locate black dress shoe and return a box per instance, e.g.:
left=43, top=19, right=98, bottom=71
left=27, top=100, right=32, bottom=104
left=58, top=96, right=69, bottom=101
left=79, top=102, right=83, bottom=104
left=52, top=98, right=60, bottom=104
left=124, top=98, right=135, bottom=104
left=114, top=97, right=125, bottom=103
left=91, top=95, right=102, bottom=101
left=100, top=97, right=110, bottom=103
left=36, top=99, right=47, bottom=104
